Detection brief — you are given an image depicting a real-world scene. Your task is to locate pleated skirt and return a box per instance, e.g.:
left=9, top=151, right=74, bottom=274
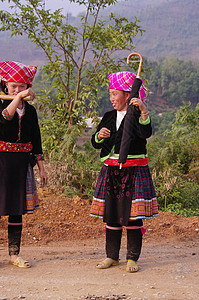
left=90, top=164, right=158, bottom=226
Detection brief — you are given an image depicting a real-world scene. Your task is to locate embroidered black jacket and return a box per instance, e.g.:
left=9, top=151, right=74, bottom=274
left=91, top=109, right=152, bottom=160
left=0, top=100, right=43, bottom=155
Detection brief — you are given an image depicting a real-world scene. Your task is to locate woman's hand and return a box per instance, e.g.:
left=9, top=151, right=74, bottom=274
left=129, top=98, right=149, bottom=121
left=37, top=160, right=48, bottom=187
left=5, top=88, right=36, bottom=116
left=17, top=88, right=35, bottom=101
left=98, top=127, right=111, bottom=140
left=39, top=169, right=48, bottom=187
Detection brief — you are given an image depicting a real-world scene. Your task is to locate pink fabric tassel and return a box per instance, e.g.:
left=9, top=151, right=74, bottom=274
left=126, top=226, right=146, bottom=235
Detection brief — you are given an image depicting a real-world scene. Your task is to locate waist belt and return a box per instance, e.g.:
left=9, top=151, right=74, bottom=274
left=0, top=140, right=33, bottom=152
left=104, top=157, right=148, bottom=167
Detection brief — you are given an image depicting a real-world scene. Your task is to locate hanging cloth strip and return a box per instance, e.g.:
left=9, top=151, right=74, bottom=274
left=104, top=157, right=148, bottom=167
left=0, top=140, right=33, bottom=152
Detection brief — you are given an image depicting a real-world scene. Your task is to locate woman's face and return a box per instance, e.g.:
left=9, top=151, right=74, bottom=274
left=109, top=89, right=129, bottom=111
left=6, top=82, right=28, bottom=95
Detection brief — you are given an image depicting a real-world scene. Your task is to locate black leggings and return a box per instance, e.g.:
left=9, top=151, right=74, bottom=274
left=8, top=215, right=22, bottom=256
left=106, top=220, right=143, bottom=261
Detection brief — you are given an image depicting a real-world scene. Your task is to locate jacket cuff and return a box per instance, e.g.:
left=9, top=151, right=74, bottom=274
left=95, top=132, right=104, bottom=143
left=35, top=154, right=44, bottom=161
left=139, top=115, right=150, bottom=125
left=2, top=109, right=14, bottom=121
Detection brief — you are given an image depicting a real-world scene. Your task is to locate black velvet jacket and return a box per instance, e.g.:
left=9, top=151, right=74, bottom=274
left=0, top=100, right=43, bottom=155
left=91, top=109, right=152, bottom=160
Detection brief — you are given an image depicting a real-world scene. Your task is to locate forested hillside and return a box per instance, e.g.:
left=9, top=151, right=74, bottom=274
left=0, top=0, right=199, bottom=63
left=0, top=32, right=45, bottom=66
left=109, top=0, right=199, bottom=60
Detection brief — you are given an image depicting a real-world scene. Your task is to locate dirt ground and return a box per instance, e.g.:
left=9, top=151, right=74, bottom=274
left=0, top=187, right=199, bottom=300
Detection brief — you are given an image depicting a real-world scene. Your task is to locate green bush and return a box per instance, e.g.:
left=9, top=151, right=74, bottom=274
left=152, top=169, right=199, bottom=216
left=163, top=203, right=199, bottom=217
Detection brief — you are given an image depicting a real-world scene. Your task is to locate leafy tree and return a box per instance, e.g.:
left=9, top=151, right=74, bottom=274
left=0, top=0, right=144, bottom=157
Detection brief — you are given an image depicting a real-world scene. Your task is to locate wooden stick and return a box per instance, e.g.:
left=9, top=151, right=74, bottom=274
left=0, top=95, right=34, bottom=101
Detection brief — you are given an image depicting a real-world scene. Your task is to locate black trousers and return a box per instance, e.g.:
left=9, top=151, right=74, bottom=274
left=106, top=219, right=143, bottom=261
left=8, top=215, right=22, bottom=256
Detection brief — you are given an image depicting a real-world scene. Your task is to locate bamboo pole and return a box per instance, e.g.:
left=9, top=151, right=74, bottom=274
left=0, top=95, right=34, bottom=101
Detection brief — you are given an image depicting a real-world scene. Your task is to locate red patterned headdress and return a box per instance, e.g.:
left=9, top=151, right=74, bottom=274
left=0, top=61, right=37, bottom=87
left=108, top=71, right=146, bottom=102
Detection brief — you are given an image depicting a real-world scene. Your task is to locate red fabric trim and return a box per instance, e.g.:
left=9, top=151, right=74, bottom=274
left=104, top=157, right=148, bottom=167
left=0, top=140, right=33, bottom=152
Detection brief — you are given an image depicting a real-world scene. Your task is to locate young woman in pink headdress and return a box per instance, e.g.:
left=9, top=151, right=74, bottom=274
left=0, top=61, right=47, bottom=268
left=90, top=71, right=158, bottom=272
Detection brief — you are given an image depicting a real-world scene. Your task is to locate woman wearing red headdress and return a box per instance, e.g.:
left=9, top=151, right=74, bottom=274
left=0, top=61, right=47, bottom=268
left=90, top=71, right=158, bottom=272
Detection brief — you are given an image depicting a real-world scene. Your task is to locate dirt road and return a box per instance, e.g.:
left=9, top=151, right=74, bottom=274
left=0, top=189, right=199, bottom=300
left=1, top=238, right=199, bottom=300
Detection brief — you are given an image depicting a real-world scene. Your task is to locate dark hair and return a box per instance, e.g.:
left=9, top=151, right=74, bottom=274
left=0, top=80, right=8, bottom=94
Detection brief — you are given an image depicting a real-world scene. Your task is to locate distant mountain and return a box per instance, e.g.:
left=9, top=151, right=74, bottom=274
left=0, top=32, right=46, bottom=66
left=108, top=0, right=199, bottom=60
left=0, top=0, right=198, bottom=65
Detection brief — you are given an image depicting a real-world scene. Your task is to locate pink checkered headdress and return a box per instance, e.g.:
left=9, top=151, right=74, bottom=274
left=0, top=61, right=37, bottom=87
left=108, top=71, right=146, bottom=101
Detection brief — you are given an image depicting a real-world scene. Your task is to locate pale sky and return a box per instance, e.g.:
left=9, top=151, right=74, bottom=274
left=0, top=0, right=86, bottom=17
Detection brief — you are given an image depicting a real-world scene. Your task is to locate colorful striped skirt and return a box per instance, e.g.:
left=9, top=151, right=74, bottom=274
left=90, top=164, right=158, bottom=225
left=25, top=163, right=39, bottom=214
